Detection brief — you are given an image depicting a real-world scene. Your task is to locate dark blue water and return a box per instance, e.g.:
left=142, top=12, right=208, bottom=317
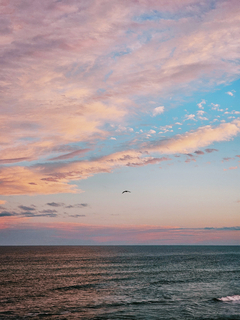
left=0, top=246, right=239, bottom=319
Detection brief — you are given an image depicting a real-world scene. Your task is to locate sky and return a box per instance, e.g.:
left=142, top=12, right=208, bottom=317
left=0, top=0, right=240, bottom=245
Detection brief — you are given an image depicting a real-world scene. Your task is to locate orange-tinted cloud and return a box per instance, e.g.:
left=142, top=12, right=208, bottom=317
left=0, top=166, right=79, bottom=195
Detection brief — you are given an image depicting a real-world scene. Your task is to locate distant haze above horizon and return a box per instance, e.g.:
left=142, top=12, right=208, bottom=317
left=0, top=0, right=239, bottom=245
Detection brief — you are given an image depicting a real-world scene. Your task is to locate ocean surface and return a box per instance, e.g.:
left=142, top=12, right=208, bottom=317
left=0, top=246, right=239, bottom=320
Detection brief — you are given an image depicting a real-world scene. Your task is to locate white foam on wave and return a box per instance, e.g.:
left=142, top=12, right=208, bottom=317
left=217, top=295, right=240, bottom=302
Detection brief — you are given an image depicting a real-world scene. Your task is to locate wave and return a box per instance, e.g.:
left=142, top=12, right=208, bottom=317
left=217, top=295, right=240, bottom=302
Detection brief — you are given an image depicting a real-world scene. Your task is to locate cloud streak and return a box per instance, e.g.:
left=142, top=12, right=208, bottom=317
left=147, top=120, right=240, bottom=154
left=0, top=221, right=239, bottom=245
left=0, top=119, right=239, bottom=195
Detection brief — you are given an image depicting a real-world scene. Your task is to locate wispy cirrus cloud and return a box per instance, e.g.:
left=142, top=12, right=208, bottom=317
left=49, top=149, right=90, bottom=161
left=146, top=119, right=240, bottom=155
left=0, top=119, right=239, bottom=195
left=0, top=0, right=240, bottom=197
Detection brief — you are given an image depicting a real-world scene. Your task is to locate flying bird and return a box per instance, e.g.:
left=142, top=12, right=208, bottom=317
left=122, top=190, right=131, bottom=194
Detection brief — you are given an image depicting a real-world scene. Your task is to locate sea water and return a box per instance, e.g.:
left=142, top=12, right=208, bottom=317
left=0, top=246, right=239, bottom=319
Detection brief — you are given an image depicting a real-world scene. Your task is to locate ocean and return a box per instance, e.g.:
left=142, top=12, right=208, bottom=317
left=0, top=246, right=239, bottom=319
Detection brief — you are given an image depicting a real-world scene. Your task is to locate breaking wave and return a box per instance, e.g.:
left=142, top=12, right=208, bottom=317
left=217, top=295, right=240, bottom=302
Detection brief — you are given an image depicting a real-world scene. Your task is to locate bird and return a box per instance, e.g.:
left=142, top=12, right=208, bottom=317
left=122, top=190, right=131, bottom=194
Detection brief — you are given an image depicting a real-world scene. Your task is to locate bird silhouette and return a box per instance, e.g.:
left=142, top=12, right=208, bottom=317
left=122, top=190, right=131, bottom=194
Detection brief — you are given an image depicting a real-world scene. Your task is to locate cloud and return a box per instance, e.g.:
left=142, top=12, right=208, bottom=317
left=38, top=210, right=58, bottom=217
left=18, top=205, right=36, bottom=211
left=197, top=110, right=205, bottom=116
left=185, top=114, right=196, bottom=121
left=147, top=119, right=240, bottom=154
left=0, top=119, right=239, bottom=195
left=0, top=211, right=14, bottom=217
left=222, top=157, right=234, bottom=162
left=197, top=100, right=206, bottom=109
left=0, top=166, right=79, bottom=195
left=0, top=208, right=58, bottom=218
left=211, top=103, right=220, bottom=110
left=226, top=91, right=234, bottom=96
left=0, top=222, right=239, bottom=245
left=204, top=226, right=240, bottom=231
left=0, top=200, right=6, bottom=205
left=49, top=149, right=90, bottom=161
left=153, top=106, right=164, bottom=116
left=185, top=158, right=196, bottom=163
left=68, top=214, right=86, bottom=218
left=0, top=1, right=240, bottom=196
left=1, top=0, right=238, bottom=166
left=149, top=129, right=156, bottom=134
left=47, top=202, right=65, bottom=207
left=65, top=204, right=88, bottom=209
left=194, top=150, right=204, bottom=155
left=205, top=148, right=218, bottom=153
left=0, top=157, right=30, bottom=164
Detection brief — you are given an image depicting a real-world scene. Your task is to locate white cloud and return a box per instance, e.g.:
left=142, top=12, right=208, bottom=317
left=116, top=125, right=134, bottom=133
left=197, top=110, right=205, bottom=116
left=185, top=114, right=196, bottom=121
left=149, top=130, right=156, bottom=134
left=226, top=91, right=234, bottom=96
left=197, top=100, right=206, bottom=109
left=153, top=106, right=165, bottom=116
left=211, top=103, right=220, bottom=110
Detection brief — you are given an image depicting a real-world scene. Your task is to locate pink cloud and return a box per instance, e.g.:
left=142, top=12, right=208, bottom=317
left=0, top=0, right=240, bottom=196
left=1, top=221, right=239, bottom=244
left=147, top=120, right=240, bottom=154
left=49, top=149, right=90, bottom=161
left=0, top=119, right=239, bottom=195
